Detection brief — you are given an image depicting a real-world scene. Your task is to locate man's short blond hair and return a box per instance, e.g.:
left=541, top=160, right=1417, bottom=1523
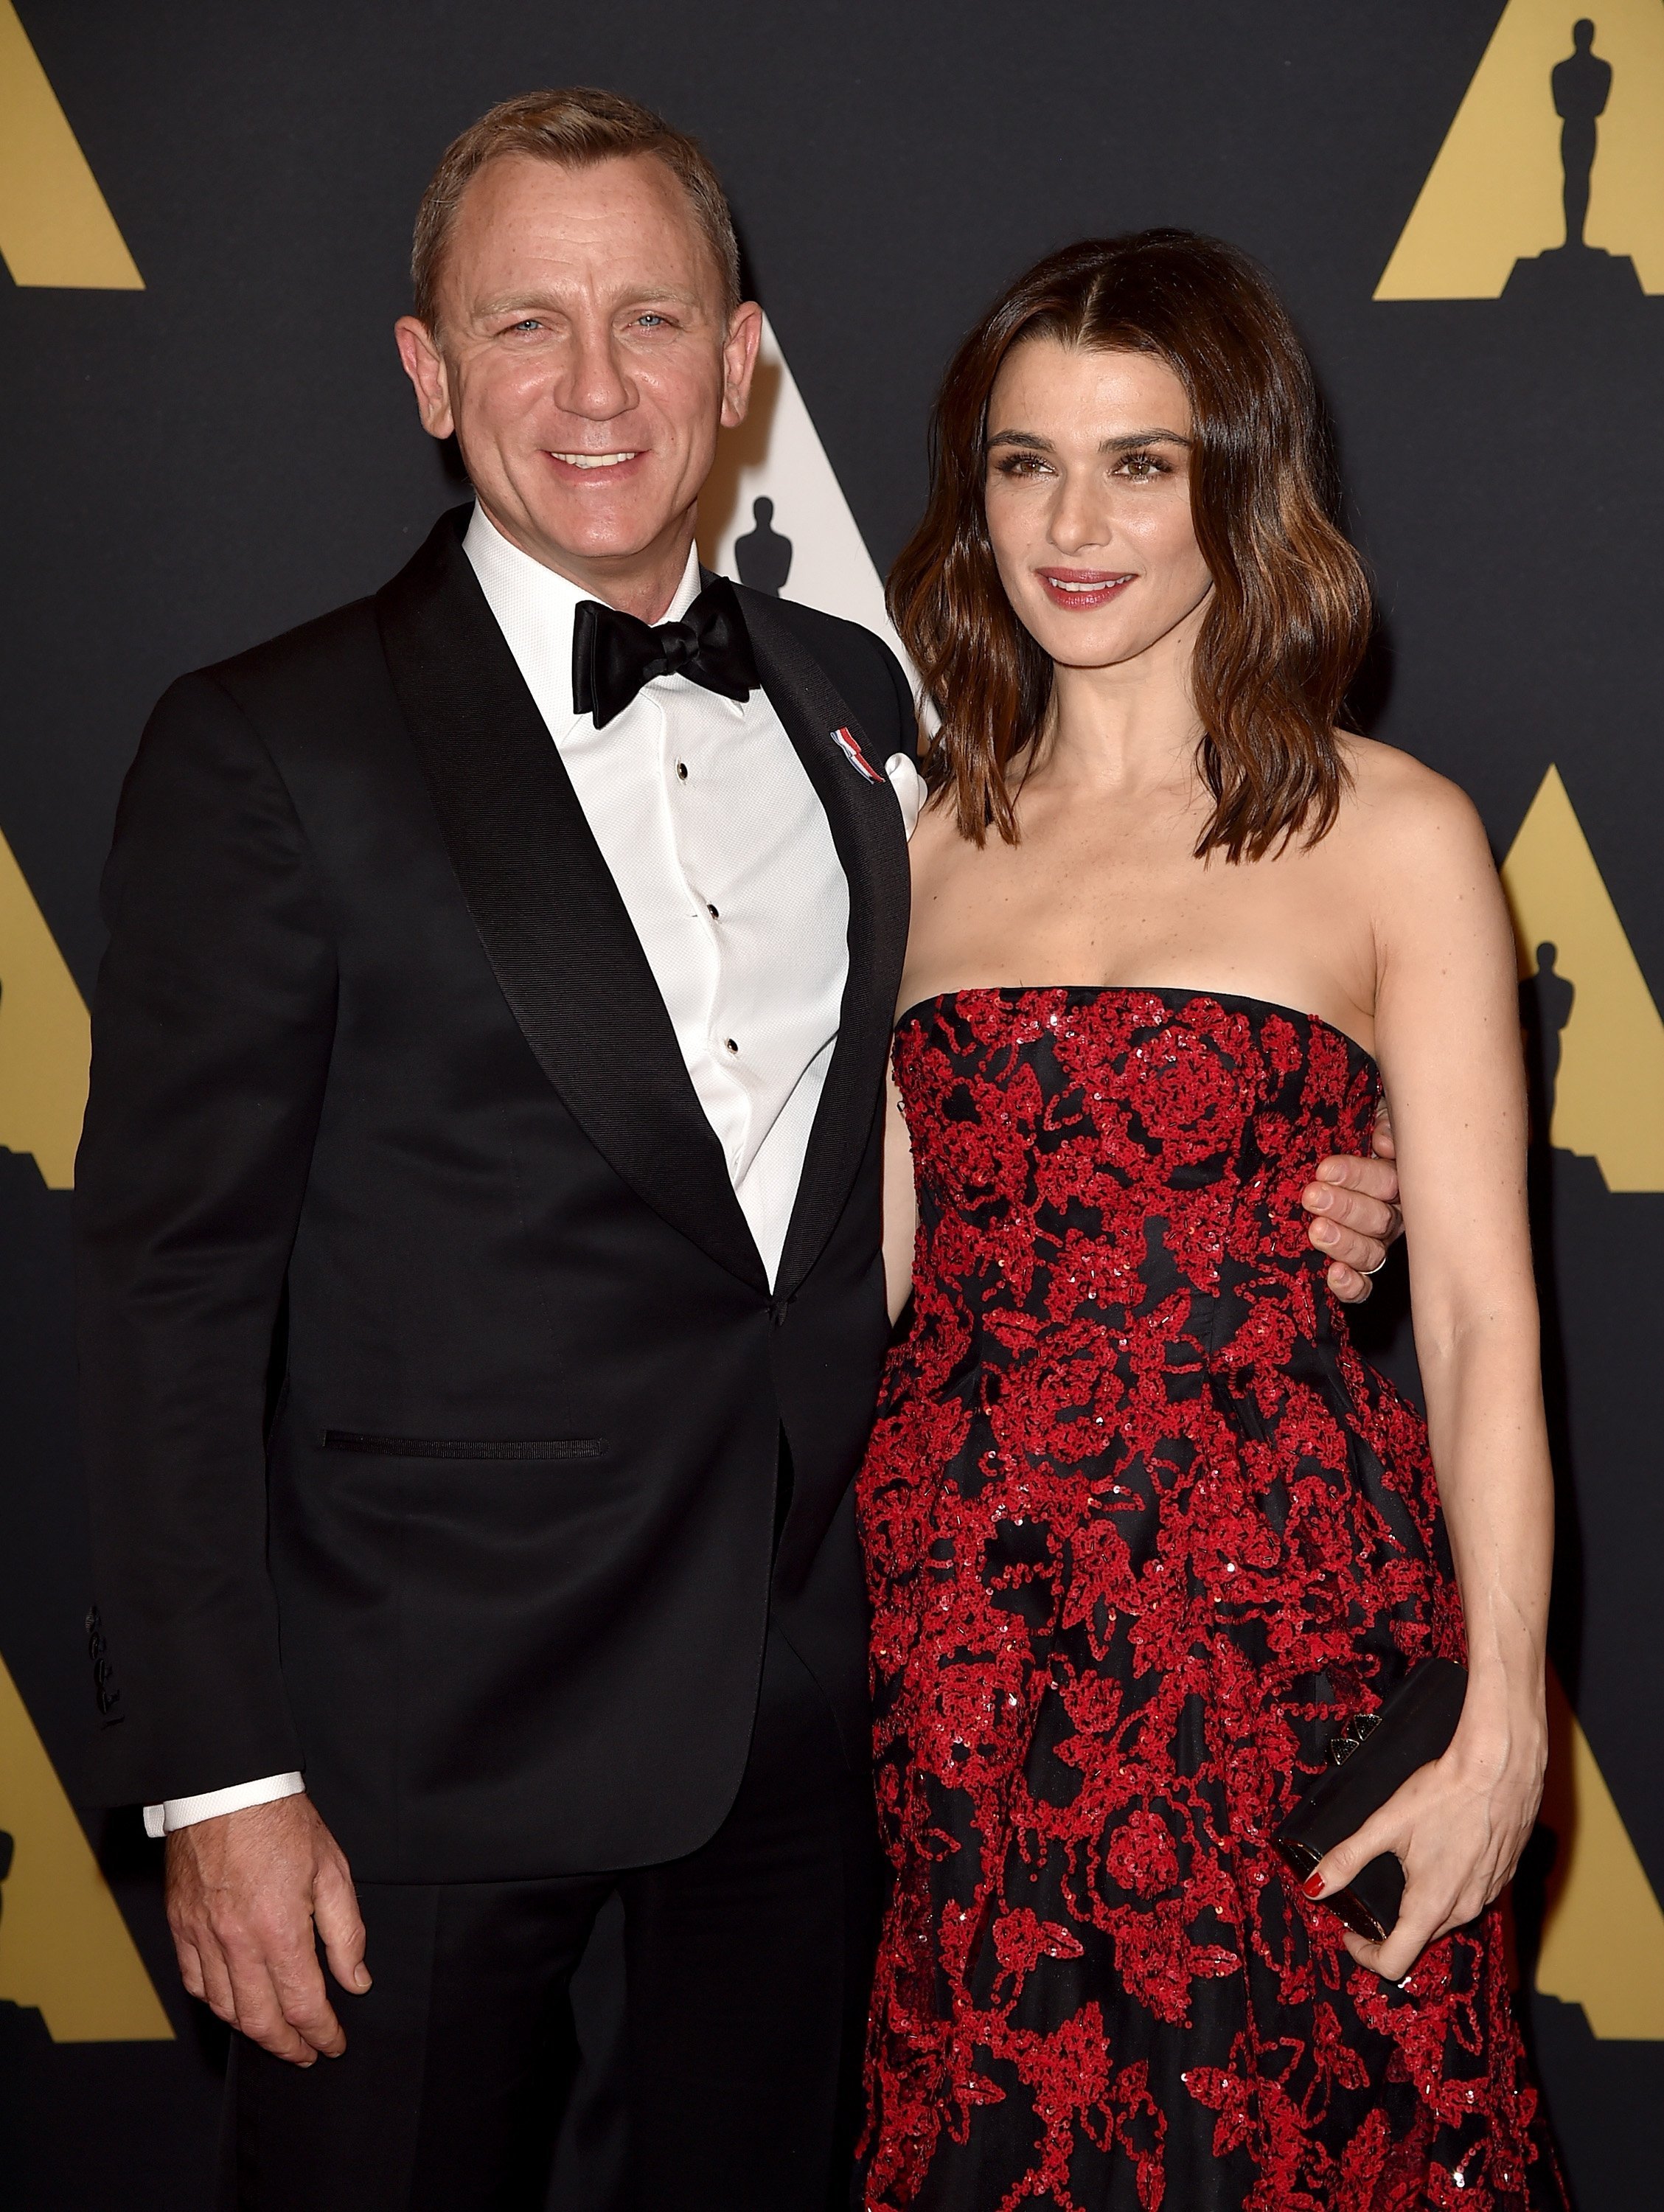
left=411, top=86, right=742, bottom=328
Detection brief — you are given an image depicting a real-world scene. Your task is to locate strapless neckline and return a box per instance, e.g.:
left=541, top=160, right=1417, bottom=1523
left=894, top=982, right=1378, bottom=1079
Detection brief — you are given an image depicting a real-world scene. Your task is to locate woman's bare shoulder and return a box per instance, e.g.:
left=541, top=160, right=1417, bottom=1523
left=1334, top=734, right=1493, bottom=880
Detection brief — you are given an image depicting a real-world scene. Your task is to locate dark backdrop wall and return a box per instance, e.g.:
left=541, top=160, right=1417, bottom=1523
left=2, top=4, right=1661, bottom=2205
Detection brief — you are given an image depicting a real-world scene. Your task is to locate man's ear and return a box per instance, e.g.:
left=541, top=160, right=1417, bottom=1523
left=720, top=300, right=765, bottom=431
left=394, top=317, right=455, bottom=440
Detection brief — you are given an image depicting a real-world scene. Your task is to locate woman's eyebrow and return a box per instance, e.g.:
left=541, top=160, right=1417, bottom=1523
left=1101, top=428, right=1194, bottom=451
left=987, top=426, right=1196, bottom=452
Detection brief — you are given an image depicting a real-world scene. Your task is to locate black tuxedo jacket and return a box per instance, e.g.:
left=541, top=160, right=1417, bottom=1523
left=76, top=508, right=915, bottom=1882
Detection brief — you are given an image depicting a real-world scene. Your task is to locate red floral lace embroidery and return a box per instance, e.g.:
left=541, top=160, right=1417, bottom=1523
left=858, top=989, right=1564, bottom=2212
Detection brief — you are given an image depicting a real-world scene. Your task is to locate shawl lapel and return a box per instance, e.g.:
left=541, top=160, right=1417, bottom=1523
left=737, top=588, right=913, bottom=1301
left=376, top=512, right=768, bottom=1293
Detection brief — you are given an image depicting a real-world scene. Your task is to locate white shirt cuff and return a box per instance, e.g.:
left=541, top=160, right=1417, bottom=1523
left=142, top=1770, right=305, bottom=1838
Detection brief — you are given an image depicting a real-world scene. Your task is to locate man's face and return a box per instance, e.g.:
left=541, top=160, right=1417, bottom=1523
left=397, top=152, right=760, bottom=611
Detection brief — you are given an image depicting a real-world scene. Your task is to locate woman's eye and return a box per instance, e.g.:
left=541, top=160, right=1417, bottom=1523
left=1116, top=452, right=1168, bottom=481
left=992, top=453, right=1048, bottom=478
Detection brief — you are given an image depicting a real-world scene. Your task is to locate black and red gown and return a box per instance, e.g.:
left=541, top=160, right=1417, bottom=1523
left=857, top=989, right=1564, bottom=2212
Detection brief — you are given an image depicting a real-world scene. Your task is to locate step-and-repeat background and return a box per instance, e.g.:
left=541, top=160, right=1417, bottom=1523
left=1, top=3, right=1661, bottom=2202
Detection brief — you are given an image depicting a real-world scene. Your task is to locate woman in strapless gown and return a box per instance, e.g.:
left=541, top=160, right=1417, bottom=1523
left=857, top=234, right=1565, bottom=2211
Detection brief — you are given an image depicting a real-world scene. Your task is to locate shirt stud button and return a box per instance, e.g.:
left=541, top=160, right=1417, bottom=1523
left=725, top=1038, right=739, bottom=1054
left=707, top=903, right=720, bottom=919
left=675, top=762, right=689, bottom=780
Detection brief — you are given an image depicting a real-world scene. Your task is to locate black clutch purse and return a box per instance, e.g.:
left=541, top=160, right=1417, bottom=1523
left=1273, top=1658, right=1469, bottom=1944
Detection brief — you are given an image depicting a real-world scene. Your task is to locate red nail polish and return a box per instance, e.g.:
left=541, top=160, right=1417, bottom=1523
left=1303, top=1873, right=1325, bottom=1898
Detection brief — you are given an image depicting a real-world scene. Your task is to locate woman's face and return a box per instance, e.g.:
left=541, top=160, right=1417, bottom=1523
left=984, top=339, right=1213, bottom=675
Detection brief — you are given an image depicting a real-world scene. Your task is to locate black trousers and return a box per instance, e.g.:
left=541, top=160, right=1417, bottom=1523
left=218, top=1629, right=880, bottom=2211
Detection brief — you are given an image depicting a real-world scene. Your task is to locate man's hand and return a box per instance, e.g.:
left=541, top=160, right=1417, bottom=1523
left=1302, top=1094, right=1403, bottom=1304
left=164, top=1793, right=369, bottom=2065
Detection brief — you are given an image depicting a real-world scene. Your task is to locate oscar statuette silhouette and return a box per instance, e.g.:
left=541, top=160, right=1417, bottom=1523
left=1521, top=940, right=1577, bottom=1144
left=1504, top=19, right=1643, bottom=302
left=733, top=496, right=793, bottom=597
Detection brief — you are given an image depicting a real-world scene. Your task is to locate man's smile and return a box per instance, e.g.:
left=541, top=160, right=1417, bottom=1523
left=548, top=449, right=641, bottom=469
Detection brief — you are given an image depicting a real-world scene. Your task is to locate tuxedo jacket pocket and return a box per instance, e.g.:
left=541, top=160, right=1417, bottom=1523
left=321, top=1430, right=608, bottom=1461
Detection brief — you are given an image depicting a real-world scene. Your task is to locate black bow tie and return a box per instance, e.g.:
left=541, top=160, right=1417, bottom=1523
left=571, top=575, right=758, bottom=729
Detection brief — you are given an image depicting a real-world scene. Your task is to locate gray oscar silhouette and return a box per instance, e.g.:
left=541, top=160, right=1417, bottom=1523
left=733, top=496, right=793, bottom=596
left=1521, top=940, right=1576, bottom=1142
left=1505, top=19, right=1643, bottom=300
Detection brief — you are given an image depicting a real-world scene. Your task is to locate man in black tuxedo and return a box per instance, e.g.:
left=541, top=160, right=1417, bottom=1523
left=76, top=88, right=1402, bottom=2212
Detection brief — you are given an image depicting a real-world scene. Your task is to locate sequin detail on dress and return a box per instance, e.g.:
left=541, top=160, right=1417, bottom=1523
left=857, top=989, right=1564, bottom=2212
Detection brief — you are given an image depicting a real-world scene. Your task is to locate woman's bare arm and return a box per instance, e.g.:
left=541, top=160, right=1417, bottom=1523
left=1307, top=768, right=1552, bottom=1980
left=881, top=1068, right=918, bottom=1325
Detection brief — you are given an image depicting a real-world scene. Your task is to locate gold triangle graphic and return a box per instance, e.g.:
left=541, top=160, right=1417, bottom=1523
left=1535, top=1664, right=1664, bottom=2037
left=1376, top=0, right=1664, bottom=299
left=1501, top=765, right=1664, bottom=1191
left=0, top=0, right=143, bottom=289
left=0, top=1650, right=173, bottom=2039
left=0, top=824, right=90, bottom=1189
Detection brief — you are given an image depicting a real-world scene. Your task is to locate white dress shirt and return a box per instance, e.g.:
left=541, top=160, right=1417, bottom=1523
left=462, top=504, right=850, bottom=1271
left=146, top=504, right=852, bottom=1836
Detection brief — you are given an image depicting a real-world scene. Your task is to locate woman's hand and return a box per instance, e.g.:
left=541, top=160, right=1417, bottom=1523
left=1301, top=1694, right=1547, bottom=1984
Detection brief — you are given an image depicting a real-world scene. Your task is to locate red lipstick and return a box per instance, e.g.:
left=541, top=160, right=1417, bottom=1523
left=1036, top=568, right=1135, bottom=611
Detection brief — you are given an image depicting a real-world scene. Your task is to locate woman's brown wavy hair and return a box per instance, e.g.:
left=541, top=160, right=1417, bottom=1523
left=889, top=230, right=1374, bottom=857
